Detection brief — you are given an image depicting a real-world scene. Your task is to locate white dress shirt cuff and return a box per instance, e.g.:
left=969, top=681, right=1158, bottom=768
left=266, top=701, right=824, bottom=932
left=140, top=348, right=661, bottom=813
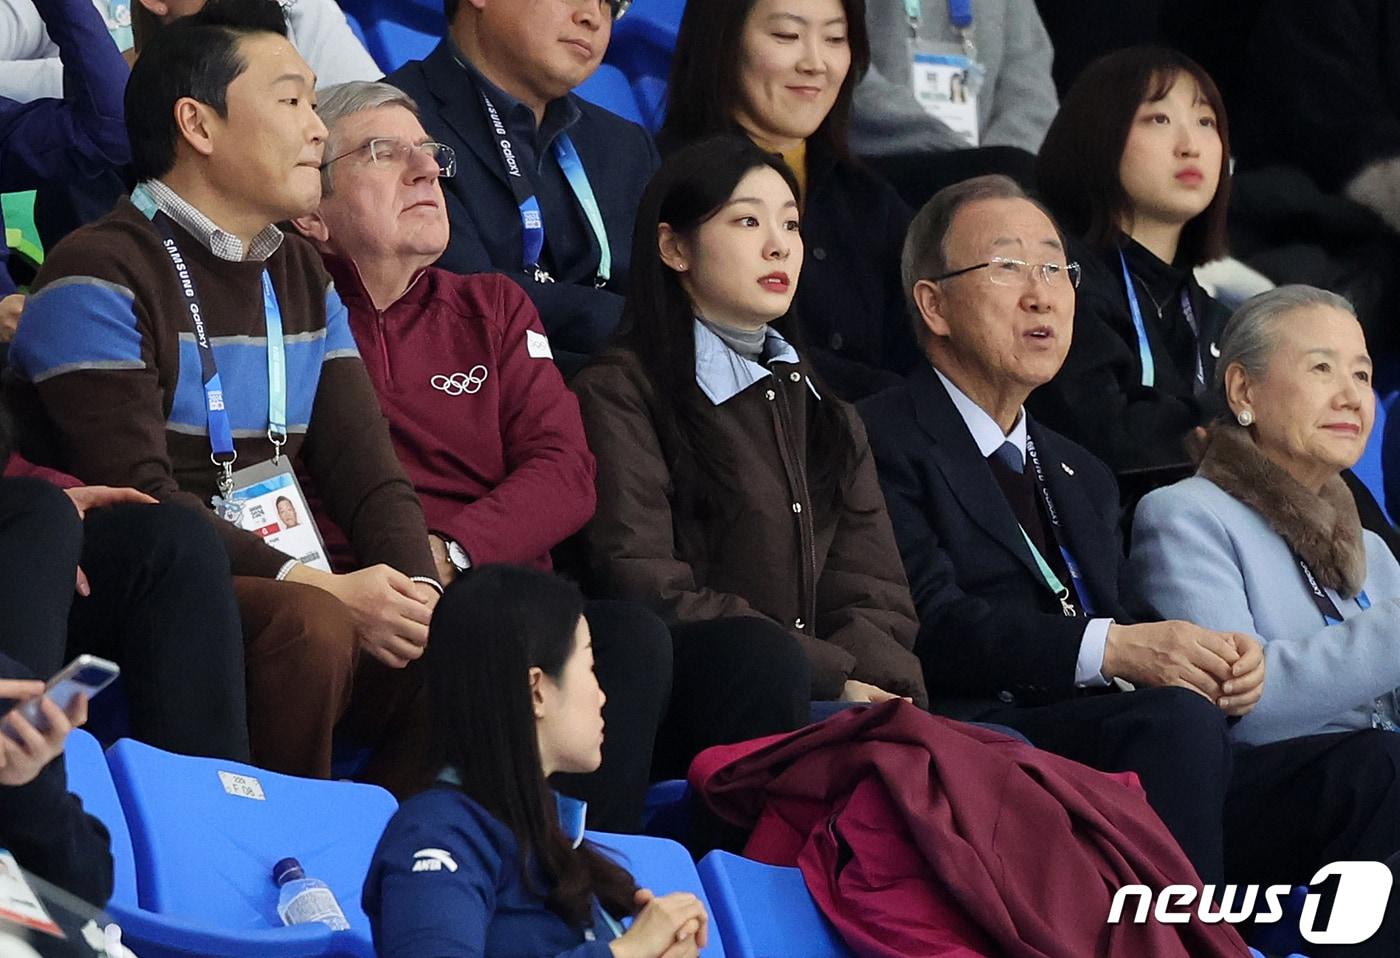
left=1075, top=618, right=1114, bottom=687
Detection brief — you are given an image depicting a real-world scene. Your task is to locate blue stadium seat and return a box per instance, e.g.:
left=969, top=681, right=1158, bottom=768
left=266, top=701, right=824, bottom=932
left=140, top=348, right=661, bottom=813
left=575, top=64, right=646, bottom=126
left=65, top=734, right=359, bottom=957
left=607, top=0, right=684, bottom=79
left=641, top=778, right=691, bottom=840
left=588, top=831, right=727, bottom=956
left=62, top=729, right=138, bottom=910
left=105, top=738, right=395, bottom=957
left=361, top=17, right=439, bottom=75
left=697, top=851, right=850, bottom=958
left=1353, top=389, right=1391, bottom=520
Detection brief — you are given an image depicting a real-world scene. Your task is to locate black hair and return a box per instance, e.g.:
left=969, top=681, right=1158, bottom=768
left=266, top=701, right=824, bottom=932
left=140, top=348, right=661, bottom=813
left=613, top=134, right=857, bottom=512
left=658, top=0, right=870, bottom=161
left=125, top=0, right=290, bottom=182
left=1036, top=46, right=1232, bottom=267
left=424, top=566, right=638, bottom=928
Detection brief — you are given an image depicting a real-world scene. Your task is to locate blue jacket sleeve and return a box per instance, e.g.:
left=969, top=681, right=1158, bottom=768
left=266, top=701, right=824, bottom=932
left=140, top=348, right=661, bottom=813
left=0, top=0, right=130, bottom=192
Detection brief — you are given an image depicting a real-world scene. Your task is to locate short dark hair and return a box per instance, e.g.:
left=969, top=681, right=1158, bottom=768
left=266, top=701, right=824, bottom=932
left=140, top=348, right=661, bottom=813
left=658, top=0, right=870, bottom=160
left=1035, top=46, right=1231, bottom=267
left=443, top=0, right=460, bottom=23
left=125, top=0, right=290, bottom=183
left=902, top=175, right=1063, bottom=343
left=425, top=566, right=639, bottom=928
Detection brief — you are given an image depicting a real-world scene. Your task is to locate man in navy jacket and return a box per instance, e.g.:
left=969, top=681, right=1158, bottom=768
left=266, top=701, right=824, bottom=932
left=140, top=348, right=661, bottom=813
left=0, top=0, right=129, bottom=307
left=384, top=0, right=657, bottom=363
left=860, top=176, right=1400, bottom=932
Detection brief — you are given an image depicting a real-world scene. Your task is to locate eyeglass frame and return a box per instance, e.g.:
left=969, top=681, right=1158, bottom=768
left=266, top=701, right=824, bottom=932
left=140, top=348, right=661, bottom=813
left=606, top=0, right=632, bottom=18
left=930, top=255, right=1082, bottom=289
left=319, top=137, right=457, bottom=178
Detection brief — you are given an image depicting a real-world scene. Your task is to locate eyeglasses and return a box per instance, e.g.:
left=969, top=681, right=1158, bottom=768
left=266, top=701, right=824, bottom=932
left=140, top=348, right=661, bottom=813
left=319, top=137, right=457, bottom=178
left=932, top=256, right=1082, bottom=289
left=604, top=0, right=631, bottom=18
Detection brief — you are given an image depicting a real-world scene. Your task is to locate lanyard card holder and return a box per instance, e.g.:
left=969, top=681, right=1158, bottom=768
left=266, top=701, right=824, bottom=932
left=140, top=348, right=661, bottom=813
left=219, top=459, right=333, bottom=573
left=910, top=40, right=985, bottom=147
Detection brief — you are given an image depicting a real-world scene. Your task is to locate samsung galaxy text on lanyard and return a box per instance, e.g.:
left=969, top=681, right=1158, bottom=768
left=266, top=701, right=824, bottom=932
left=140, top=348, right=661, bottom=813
left=152, top=214, right=288, bottom=502
left=1295, top=556, right=1395, bottom=730
left=480, top=92, right=612, bottom=288
left=1022, top=438, right=1094, bottom=618
left=1118, top=250, right=1205, bottom=389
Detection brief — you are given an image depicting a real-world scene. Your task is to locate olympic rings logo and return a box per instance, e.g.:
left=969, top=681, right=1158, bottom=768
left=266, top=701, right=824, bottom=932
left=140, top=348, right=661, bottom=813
left=430, top=366, right=489, bottom=396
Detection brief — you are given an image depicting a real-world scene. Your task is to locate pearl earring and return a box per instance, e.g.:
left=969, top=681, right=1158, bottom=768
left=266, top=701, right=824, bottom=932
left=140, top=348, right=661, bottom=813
left=1237, top=409, right=1254, bottom=427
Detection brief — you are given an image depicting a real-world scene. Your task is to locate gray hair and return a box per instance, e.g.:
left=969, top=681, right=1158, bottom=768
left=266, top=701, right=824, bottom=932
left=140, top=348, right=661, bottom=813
left=1214, top=285, right=1358, bottom=400
left=315, top=81, right=421, bottom=195
left=900, top=174, right=1062, bottom=344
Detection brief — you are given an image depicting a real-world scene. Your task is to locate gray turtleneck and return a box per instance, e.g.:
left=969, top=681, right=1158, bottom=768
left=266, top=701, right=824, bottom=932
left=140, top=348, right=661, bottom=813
left=698, top=316, right=768, bottom=361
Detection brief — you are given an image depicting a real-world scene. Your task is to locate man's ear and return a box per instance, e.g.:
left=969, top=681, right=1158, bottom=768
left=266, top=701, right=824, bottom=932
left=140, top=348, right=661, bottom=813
left=136, top=0, right=170, bottom=16
left=657, top=223, right=690, bottom=273
left=173, top=97, right=218, bottom=160
left=291, top=210, right=331, bottom=246
left=912, top=279, right=952, bottom=341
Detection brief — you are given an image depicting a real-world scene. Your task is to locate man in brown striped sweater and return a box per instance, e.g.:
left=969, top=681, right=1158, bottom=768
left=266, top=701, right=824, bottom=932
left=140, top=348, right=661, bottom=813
left=6, top=0, right=440, bottom=783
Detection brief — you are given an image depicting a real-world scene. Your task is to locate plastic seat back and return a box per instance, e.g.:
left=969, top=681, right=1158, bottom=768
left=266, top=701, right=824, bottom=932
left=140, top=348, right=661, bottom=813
left=1353, top=388, right=1389, bottom=520
left=363, top=18, right=438, bottom=74
left=587, top=831, right=726, bottom=956
left=697, top=851, right=850, bottom=958
left=574, top=64, right=646, bottom=126
left=61, top=729, right=138, bottom=910
left=105, top=738, right=395, bottom=949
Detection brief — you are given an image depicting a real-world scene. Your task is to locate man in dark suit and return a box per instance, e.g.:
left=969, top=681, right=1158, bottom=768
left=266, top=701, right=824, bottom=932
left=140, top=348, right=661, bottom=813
left=857, top=174, right=1266, bottom=886
left=384, top=0, right=657, bottom=362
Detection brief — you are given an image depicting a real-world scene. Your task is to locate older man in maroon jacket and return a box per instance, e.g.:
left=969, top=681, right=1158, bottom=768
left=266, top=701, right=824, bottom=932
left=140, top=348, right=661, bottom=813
left=293, top=79, right=670, bottom=832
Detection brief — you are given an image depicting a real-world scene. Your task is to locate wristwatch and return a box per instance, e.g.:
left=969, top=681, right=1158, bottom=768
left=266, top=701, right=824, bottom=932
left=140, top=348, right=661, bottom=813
left=445, top=539, right=472, bottom=573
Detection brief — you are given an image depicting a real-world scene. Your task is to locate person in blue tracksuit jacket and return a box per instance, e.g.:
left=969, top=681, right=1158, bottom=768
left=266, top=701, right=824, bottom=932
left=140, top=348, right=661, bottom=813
left=363, top=565, right=709, bottom=958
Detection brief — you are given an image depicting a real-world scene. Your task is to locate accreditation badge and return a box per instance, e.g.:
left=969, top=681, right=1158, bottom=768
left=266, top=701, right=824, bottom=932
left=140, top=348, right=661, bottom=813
left=0, top=850, right=64, bottom=939
left=215, top=459, right=333, bottom=572
left=910, top=40, right=985, bottom=148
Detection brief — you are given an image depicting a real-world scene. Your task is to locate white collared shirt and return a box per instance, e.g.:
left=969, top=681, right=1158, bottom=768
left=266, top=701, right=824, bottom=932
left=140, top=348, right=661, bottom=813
left=132, top=180, right=284, bottom=263
left=933, top=366, right=1111, bottom=687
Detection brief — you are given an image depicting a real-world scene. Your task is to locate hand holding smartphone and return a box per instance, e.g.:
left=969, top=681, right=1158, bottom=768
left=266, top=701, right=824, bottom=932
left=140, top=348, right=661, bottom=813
left=20, top=655, right=119, bottom=732
left=8, top=655, right=119, bottom=733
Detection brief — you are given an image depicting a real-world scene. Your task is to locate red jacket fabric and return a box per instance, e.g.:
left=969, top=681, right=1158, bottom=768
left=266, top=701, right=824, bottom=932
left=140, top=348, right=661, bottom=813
left=691, top=701, right=1249, bottom=958
left=4, top=453, right=80, bottom=488
left=323, top=257, right=596, bottom=570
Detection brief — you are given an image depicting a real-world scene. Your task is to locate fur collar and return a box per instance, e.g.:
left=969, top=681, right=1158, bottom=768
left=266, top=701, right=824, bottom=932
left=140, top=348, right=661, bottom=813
left=1197, top=425, right=1367, bottom=596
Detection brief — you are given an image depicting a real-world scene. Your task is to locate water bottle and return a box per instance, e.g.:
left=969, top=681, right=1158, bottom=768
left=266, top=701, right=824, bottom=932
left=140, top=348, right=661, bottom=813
left=272, top=857, right=350, bottom=931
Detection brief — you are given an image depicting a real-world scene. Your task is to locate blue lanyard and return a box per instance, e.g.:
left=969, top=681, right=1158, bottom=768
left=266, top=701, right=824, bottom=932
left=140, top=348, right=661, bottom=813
left=903, top=0, right=972, bottom=28
left=481, top=93, right=611, bottom=287
left=150, top=214, right=288, bottom=496
left=1118, top=250, right=1205, bottom=389
left=1298, top=556, right=1371, bottom=626
left=1118, top=250, right=1157, bottom=388
left=1021, top=438, right=1095, bottom=617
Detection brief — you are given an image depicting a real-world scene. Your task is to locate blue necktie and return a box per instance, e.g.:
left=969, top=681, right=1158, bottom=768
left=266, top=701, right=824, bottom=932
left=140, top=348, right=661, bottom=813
left=992, top=440, right=1024, bottom=475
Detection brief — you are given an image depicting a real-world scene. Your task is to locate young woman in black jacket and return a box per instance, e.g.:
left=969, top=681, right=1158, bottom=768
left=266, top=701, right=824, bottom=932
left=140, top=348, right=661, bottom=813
left=1031, top=47, right=1231, bottom=481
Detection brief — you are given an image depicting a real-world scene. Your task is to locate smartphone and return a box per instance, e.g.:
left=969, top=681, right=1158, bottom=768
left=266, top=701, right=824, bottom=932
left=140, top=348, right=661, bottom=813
left=12, top=655, right=120, bottom=733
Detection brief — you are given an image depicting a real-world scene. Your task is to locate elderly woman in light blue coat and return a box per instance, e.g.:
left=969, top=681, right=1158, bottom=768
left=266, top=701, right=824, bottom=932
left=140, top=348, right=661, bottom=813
left=1129, top=285, right=1400, bottom=748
